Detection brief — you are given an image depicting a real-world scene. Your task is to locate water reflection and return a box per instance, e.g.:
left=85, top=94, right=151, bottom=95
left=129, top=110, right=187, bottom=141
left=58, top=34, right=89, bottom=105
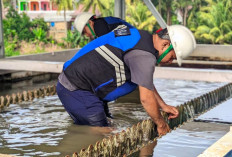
left=0, top=79, right=227, bottom=156
left=151, top=122, right=230, bottom=157
left=0, top=96, right=70, bottom=156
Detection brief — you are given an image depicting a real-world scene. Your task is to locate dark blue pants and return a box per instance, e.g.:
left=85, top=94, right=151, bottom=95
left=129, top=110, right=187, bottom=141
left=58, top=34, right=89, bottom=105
left=56, top=81, right=109, bottom=126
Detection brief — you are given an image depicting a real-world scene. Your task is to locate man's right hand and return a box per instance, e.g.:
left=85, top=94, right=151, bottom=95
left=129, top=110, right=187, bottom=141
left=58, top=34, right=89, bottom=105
left=138, top=86, right=170, bottom=136
left=156, top=118, right=170, bottom=136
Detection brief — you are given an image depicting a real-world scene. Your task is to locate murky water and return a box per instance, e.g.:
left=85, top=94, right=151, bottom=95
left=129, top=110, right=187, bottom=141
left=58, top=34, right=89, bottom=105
left=0, top=78, right=228, bottom=156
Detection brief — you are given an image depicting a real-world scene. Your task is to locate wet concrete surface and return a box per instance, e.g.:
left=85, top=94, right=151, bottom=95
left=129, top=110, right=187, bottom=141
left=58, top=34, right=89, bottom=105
left=0, top=78, right=230, bottom=156
left=195, top=98, right=232, bottom=124
left=0, top=74, right=58, bottom=97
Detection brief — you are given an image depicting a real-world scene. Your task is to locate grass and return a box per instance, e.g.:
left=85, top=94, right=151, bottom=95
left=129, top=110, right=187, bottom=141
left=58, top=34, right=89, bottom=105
left=5, top=41, right=65, bottom=57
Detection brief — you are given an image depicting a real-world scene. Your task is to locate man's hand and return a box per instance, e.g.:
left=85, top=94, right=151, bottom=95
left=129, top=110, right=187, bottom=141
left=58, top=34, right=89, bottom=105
left=156, top=118, right=170, bottom=136
left=139, top=86, right=171, bottom=136
left=161, top=104, right=179, bottom=120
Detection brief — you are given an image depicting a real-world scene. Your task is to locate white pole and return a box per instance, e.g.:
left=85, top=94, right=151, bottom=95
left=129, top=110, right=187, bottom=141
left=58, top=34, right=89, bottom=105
left=114, top=0, right=125, bottom=20
left=143, top=0, right=167, bottom=29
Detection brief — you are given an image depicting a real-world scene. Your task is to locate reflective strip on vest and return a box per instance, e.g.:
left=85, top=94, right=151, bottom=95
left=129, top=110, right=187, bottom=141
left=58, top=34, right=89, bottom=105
left=95, top=46, right=126, bottom=87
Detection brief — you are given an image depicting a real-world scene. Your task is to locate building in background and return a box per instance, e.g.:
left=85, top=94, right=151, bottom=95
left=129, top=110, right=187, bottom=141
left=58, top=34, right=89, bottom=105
left=18, top=0, right=57, bottom=11
left=6, top=0, right=99, bottom=42
left=17, top=0, right=78, bottom=41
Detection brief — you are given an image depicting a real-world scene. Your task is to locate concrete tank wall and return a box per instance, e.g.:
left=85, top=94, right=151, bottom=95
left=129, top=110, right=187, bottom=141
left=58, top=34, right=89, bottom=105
left=6, top=44, right=232, bottom=62
left=7, top=49, right=79, bottom=62
left=190, top=44, right=232, bottom=61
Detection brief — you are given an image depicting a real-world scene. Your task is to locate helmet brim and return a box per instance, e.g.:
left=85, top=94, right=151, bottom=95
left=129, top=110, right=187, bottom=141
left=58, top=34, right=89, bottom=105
left=74, top=13, right=94, bottom=34
left=167, top=26, right=182, bottom=66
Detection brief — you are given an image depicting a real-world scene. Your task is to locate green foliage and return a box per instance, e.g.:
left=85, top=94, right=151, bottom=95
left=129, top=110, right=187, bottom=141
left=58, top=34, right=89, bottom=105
left=62, top=30, right=89, bottom=48
left=4, top=7, right=33, bottom=41
left=2, top=7, right=58, bottom=56
left=126, top=0, right=157, bottom=32
left=51, top=0, right=77, bottom=37
left=172, top=0, right=194, bottom=26
left=3, top=7, right=50, bottom=41
left=78, top=36, right=90, bottom=48
left=3, top=0, right=12, bottom=7
left=31, top=18, right=49, bottom=32
left=18, top=13, right=33, bottom=41
left=193, top=0, right=232, bottom=44
left=52, top=0, right=75, bottom=11
left=3, top=7, right=21, bottom=40
left=70, top=0, right=232, bottom=45
left=76, top=0, right=114, bottom=17
left=4, top=39, right=20, bottom=57
left=32, top=28, right=48, bottom=43
left=77, top=0, right=108, bottom=15
left=100, top=0, right=114, bottom=16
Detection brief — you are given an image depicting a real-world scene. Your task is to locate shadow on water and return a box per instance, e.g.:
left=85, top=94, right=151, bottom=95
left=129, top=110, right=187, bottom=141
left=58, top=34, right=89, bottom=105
left=0, top=78, right=229, bottom=156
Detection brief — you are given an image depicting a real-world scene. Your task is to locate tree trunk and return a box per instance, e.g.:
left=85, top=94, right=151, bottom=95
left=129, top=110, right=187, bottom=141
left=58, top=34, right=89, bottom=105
left=159, top=0, right=161, bottom=15
left=64, top=7, right=67, bottom=37
left=183, top=7, right=188, bottom=26
left=167, top=6, right=171, bottom=25
left=1, top=0, right=5, bottom=19
left=11, top=0, right=17, bottom=10
left=180, top=8, right=184, bottom=25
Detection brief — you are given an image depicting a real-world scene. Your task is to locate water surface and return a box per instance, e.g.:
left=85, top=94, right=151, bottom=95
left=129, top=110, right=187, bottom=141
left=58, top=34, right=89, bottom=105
left=0, top=79, right=228, bottom=156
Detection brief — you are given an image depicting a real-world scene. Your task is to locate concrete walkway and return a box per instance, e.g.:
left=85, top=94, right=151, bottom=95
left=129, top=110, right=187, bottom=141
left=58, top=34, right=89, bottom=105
left=154, top=67, right=232, bottom=82
left=0, top=59, right=63, bottom=73
left=198, top=126, right=232, bottom=157
left=0, top=59, right=232, bottom=82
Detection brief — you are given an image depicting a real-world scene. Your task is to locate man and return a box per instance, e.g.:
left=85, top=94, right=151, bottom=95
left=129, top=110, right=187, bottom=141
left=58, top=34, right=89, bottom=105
left=57, top=24, right=196, bottom=136
left=74, top=12, right=134, bottom=39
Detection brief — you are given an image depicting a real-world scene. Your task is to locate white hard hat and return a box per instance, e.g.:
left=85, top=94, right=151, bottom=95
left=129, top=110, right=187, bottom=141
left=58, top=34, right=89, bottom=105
left=167, top=25, right=196, bottom=66
left=74, top=12, right=94, bottom=34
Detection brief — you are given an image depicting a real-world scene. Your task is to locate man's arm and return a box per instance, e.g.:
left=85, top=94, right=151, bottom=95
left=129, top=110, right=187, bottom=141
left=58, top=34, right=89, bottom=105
left=139, top=86, right=170, bottom=136
left=153, top=85, right=166, bottom=108
left=153, top=85, right=179, bottom=120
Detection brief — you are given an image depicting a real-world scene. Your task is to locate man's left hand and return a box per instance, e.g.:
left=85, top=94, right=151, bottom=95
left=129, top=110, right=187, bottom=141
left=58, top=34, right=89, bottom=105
left=161, top=104, right=179, bottom=120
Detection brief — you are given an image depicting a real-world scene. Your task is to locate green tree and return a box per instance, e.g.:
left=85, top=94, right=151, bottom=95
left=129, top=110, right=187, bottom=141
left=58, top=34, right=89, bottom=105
left=100, top=0, right=114, bottom=17
left=62, top=30, right=89, bottom=48
left=163, top=0, right=173, bottom=25
left=77, top=0, right=108, bottom=15
left=3, top=0, right=12, bottom=7
left=3, top=7, right=33, bottom=41
left=32, top=28, right=47, bottom=43
left=51, top=0, right=77, bottom=36
left=194, top=0, right=232, bottom=44
left=31, top=18, right=49, bottom=32
left=187, top=0, right=211, bottom=32
left=18, top=13, right=33, bottom=41
left=126, top=0, right=157, bottom=32
left=173, top=0, right=193, bottom=26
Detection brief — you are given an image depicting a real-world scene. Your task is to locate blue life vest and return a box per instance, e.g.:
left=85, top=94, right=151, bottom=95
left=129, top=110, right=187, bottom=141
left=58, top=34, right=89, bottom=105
left=63, top=28, right=157, bottom=101
left=103, top=16, right=134, bottom=29
left=93, top=16, right=134, bottom=38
